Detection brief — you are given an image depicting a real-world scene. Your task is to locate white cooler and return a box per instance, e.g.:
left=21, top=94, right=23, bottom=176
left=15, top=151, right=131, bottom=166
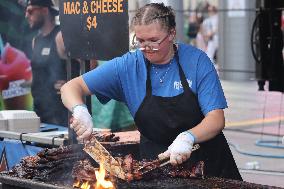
left=0, top=110, right=40, bottom=133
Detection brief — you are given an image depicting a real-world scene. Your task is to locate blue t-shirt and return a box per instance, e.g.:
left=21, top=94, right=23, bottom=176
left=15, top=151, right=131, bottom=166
left=83, top=43, right=227, bottom=117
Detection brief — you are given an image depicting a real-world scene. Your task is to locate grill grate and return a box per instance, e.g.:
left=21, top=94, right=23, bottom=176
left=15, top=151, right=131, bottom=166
left=0, top=143, right=281, bottom=189
left=0, top=174, right=281, bottom=189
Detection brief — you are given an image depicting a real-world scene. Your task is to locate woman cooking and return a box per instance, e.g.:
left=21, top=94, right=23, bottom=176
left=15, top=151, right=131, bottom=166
left=61, top=3, right=242, bottom=180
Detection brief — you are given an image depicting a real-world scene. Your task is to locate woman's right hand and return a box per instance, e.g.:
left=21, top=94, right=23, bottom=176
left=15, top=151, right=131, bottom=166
left=71, top=105, right=93, bottom=141
left=158, top=131, right=195, bottom=165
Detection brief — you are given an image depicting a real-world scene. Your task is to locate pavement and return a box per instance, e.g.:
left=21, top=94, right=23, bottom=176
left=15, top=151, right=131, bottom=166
left=221, top=80, right=284, bottom=188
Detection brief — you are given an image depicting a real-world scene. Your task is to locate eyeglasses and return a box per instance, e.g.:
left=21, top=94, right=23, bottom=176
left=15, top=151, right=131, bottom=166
left=132, top=34, right=169, bottom=51
left=25, top=7, right=42, bottom=15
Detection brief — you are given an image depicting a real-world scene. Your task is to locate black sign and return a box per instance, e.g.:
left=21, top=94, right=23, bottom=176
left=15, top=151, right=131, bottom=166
left=59, top=0, right=129, bottom=60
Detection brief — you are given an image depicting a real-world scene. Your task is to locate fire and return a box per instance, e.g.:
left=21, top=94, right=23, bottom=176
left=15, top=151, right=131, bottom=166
left=73, top=180, right=91, bottom=189
left=73, top=180, right=80, bottom=188
left=95, top=163, right=114, bottom=189
left=73, top=162, right=114, bottom=189
left=81, top=181, right=91, bottom=189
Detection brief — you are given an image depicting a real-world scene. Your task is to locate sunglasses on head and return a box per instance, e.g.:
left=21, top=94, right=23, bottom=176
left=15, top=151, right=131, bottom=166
left=25, top=6, right=42, bottom=15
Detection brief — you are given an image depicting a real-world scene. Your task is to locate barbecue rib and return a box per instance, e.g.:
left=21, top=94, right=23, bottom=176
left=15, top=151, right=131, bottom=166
left=92, top=132, right=120, bottom=143
left=7, top=144, right=204, bottom=182
left=5, top=132, right=119, bottom=181
left=6, top=145, right=87, bottom=181
left=69, top=118, right=119, bottom=143
left=72, top=154, right=205, bottom=182
left=72, top=159, right=98, bottom=181
left=0, top=141, right=280, bottom=189
left=117, top=154, right=205, bottom=181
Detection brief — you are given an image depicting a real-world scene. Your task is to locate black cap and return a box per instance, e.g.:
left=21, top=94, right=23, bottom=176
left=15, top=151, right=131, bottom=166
left=27, top=0, right=59, bottom=16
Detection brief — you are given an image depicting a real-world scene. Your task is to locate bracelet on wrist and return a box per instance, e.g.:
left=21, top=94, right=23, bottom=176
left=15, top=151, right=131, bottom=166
left=184, top=130, right=196, bottom=143
left=71, top=104, right=87, bottom=113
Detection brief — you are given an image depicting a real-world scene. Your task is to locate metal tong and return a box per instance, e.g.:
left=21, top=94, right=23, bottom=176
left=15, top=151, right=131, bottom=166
left=138, top=144, right=200, bottom=175
left=83, top=136, right=127, bottom=180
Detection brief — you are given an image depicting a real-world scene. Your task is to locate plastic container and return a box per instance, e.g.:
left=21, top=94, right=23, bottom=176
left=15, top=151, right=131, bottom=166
left=0, top=110, right=40, bottom=133
left=0, top=113, right=8, bottom=131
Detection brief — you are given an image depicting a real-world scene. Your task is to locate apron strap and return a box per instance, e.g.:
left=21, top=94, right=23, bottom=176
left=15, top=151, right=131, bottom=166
left=173, top=45, right=191, bottom=94
left=145, top=62, right=152, bottom=96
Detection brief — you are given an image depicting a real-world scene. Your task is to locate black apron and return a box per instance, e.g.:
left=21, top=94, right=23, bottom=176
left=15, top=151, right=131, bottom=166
left=134, top=46, right=242, bottom=180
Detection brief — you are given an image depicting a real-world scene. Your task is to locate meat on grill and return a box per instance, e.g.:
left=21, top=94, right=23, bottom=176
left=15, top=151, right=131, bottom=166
left=72, top=154, right=205, bottom=182
left=117, top=154, right=205, bottom=181
left=69, top=118, right=120, bottom=143
left=4, top=136, right=204, bottom=184
left=72, top=159, right=98, bottom=181
left=4, top=131, right=119, bottom=181
left=6, top=145, right=87, bottom=181
left=92, top=132, right=120, bottom=143
left=0, top=142, right=279, bottom=189
left=166, top=160, right=204, bottom=178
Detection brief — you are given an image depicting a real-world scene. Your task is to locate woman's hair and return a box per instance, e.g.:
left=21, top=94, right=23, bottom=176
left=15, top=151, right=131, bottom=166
left=130, top=3, right=176, bottom=32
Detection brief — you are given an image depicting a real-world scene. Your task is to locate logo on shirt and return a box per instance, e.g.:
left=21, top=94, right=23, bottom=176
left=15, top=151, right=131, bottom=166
left=173, top=79, right=192, bottom=90
left=41, top=48, right=50, bottom=56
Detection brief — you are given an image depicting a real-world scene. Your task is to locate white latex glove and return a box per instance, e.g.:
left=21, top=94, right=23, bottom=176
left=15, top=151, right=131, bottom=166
left=158, top=131, right=195, bottom=165
left=71, top=105, right=93, bottom=141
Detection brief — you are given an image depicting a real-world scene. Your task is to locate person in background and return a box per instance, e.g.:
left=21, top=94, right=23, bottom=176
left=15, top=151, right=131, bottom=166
left=61, top=3, right=242, bottom=180
left=186, top=12, right=199, bottom=46
left=202, top=5, right=218, bottom=63
left=25, top=0, right=68, bottom=127
left=0, top=0, right=35, bottom=59
left=195, top=24, right=207, bottom=52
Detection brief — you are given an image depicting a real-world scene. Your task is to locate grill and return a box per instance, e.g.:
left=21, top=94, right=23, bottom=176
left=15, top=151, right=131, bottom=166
left=0, top=175, right=68, bottom=189
left=0, top=143, right=281, bottom=189
left=0, top=173, right=281, bottom=189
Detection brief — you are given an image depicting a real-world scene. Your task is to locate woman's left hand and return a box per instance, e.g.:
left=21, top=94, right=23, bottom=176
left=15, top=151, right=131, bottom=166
left=71, top=105, right=93, bottom=141
left=158, top=131, right=194, bottom=165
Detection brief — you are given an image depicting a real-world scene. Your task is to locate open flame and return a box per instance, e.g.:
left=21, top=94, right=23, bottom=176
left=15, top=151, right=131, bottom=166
left=73, top=180, right=91, bottom=189
left=73, top=162, right=114, bottom=189
left=95, top=163, right=114, bottom=189
left=73, top=180, right=80, bottom=188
